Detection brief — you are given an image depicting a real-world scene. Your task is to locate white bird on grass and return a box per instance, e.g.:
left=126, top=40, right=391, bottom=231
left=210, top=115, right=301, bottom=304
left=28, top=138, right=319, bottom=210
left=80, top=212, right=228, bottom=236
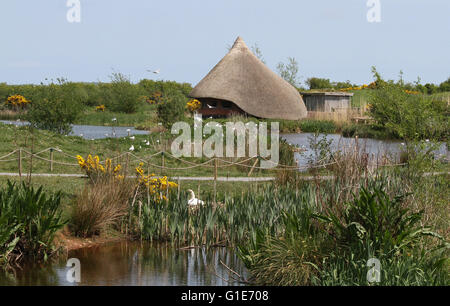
left=130, top=136, right=135, bottom=140
left=187, top=189, right=204, bottom=207
left=129, top=145, right=135, bottom=151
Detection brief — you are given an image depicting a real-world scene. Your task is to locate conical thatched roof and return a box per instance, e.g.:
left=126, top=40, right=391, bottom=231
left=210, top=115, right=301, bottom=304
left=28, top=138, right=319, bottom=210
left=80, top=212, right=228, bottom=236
left=190, top=37, right=307, bottom=120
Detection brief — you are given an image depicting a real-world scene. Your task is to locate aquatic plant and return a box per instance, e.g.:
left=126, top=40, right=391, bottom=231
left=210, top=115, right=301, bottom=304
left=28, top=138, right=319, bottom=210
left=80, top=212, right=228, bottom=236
left=0, top=181, right=66, bottom=266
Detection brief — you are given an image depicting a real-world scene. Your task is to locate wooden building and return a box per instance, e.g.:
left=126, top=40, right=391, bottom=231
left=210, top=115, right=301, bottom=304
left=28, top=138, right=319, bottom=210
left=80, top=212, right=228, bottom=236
left=300, top=92, right=353, bottom=112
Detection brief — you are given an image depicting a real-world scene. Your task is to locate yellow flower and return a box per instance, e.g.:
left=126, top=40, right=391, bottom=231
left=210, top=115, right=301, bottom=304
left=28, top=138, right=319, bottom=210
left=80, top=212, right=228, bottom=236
left=186, top=99, right=201, bottom=112
left=96, top=105, right=105, bottom=111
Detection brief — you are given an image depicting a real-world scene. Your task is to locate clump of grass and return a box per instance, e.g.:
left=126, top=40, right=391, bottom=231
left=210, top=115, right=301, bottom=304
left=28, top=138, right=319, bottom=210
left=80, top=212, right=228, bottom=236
left=70, top=178, right=135, bottom=238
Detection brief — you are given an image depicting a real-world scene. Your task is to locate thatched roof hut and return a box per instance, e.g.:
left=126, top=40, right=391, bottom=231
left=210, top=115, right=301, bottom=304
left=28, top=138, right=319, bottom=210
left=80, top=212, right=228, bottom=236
left=190, top=37, right=307, bottom=120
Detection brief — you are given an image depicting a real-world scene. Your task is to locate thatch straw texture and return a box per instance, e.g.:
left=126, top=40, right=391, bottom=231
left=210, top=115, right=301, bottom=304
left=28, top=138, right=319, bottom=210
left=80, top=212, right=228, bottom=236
left=190, top=37, right=307, bottom=120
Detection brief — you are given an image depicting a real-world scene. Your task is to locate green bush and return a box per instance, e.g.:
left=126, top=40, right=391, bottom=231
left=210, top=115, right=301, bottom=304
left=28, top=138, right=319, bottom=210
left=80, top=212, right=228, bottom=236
left=368, top=68, right=449, bottom=141
left=138, top=79, right=192, bottom=98
left=157, top=90, right=187, bottom=128
left=104, top=72, right=142, bottom=113
left=306, top=77, right=333, bottom=90
left=0, top=181, right=66, bottom=266
left=26, top=80, right=82, bottom=134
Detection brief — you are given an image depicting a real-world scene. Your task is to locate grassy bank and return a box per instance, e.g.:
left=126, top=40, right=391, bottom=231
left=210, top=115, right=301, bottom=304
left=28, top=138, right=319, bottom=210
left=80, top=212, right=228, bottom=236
left=0, top=122, right=286, bottom=178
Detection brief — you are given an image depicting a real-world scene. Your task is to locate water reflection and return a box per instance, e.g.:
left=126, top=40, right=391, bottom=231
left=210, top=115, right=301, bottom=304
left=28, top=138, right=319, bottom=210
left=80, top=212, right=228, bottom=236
left=0, top=241, right=248, bottom=286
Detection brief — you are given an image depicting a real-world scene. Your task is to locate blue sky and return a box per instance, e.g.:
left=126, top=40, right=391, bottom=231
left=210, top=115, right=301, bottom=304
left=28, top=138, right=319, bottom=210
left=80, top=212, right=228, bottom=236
left=0, top=0, right=449, bottom=86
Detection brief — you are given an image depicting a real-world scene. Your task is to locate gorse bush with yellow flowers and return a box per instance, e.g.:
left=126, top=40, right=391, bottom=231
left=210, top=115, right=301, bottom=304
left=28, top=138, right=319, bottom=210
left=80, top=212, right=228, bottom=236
left=5, top=94, right=31, bottom=109
left=186, top=99, right=201, bottom=113
left=95, top=104, right=105, bottom=112
left=77, top=154, right=123, bottom=183
left=135, top=162, right=177, bottom=202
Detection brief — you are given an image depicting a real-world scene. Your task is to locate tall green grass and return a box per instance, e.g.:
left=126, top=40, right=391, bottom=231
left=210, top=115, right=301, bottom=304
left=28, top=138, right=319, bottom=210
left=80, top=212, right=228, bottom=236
left=0, top=181, right=66, bottom=266
left=132, top=183, right=318, bottom=247
left=237, top=183, right=448, bottom=286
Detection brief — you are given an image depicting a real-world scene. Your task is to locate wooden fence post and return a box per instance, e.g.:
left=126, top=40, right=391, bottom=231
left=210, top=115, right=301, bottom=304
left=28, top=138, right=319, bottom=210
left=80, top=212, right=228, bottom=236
left=161, top=151, right=165, bottom=176
left=18, top=148, right=22, bottom=180
left=49, top=148, right=54, bottom=172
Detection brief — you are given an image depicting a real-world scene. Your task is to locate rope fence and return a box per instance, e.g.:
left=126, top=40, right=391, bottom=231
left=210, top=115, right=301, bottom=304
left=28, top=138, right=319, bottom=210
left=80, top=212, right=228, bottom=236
left=0, top=146, right=428, bottom=179
left=1, top=147, right=447, bottom=201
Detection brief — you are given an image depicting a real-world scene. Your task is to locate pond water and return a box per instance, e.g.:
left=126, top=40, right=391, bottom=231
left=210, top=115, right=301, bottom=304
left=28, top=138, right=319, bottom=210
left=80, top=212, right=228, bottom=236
left=282, top=133, right=448, bottom=168
left=0, top=120, right=149, bottom=140
left=0, top=241, right=248, bottom=286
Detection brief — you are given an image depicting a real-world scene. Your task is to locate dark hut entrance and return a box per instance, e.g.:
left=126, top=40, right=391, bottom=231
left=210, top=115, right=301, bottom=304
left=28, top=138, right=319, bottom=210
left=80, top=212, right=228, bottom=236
left=197, top=98, right=246, bottom=118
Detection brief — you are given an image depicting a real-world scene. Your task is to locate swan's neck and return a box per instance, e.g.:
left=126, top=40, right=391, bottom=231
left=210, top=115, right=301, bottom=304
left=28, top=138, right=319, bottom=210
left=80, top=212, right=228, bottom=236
left=188, top=191, right=195, bottom=200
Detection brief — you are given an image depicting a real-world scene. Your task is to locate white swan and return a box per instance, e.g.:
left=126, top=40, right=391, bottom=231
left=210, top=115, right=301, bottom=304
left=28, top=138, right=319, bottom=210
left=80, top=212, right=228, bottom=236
left=187, top=189, right=204, bottom=207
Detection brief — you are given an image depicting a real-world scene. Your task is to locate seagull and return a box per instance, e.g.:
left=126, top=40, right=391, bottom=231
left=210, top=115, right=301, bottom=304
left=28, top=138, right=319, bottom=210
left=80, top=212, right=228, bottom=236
left=147, top=69, right=160, bottom=74
left=206, top=104, right=214, bottom=109
left=187, top=189, right=204, bottom=207
left=130, top=136, right=135, bottom=140
left=146, top=141, right=150, bottom=146
left=129, top=145, right=135, bottom=151
left=112, top=118, right=117, bottom=122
